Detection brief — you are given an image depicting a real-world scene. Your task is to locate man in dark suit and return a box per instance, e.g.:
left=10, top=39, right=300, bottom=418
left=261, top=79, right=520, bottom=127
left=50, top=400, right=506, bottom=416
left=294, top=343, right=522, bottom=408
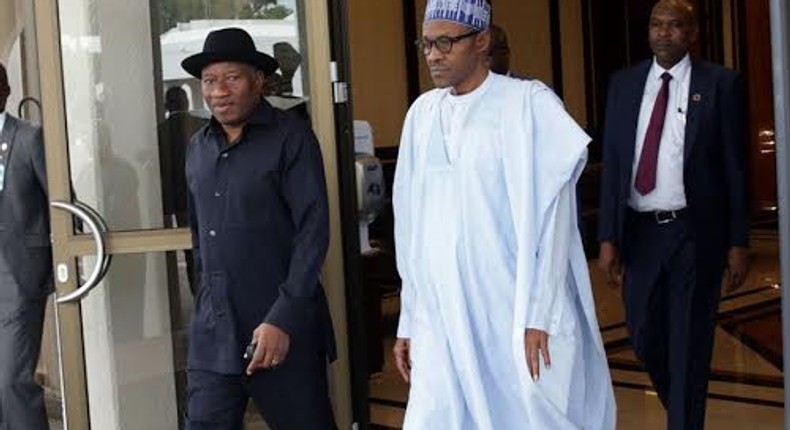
left=597, top=1, right=749, bottom=429
left=0, top=62, right=52, bottom=429
left=181, top=28, right=337, bottom=430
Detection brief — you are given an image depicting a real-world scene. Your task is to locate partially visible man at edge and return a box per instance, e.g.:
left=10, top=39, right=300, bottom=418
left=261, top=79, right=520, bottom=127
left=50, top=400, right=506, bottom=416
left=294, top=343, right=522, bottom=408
left=181, top=27, right=337, bottom=430
left=0, top=62, right=52, bottom=430
left=392, top=1, right=616, bottom=429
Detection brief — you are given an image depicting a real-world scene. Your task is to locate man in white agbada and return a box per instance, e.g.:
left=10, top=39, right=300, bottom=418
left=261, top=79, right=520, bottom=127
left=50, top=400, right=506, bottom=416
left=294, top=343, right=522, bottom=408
left=392, top=1, right=616, bottom=429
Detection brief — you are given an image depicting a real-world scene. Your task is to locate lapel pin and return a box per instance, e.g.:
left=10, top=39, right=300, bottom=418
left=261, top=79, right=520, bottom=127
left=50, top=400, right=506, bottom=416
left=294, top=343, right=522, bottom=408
left=692, top=93, right=702, bottom=102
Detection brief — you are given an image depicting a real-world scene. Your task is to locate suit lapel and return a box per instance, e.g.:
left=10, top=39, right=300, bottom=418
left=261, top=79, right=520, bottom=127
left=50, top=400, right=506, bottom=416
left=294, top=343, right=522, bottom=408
left=0, top=115, right=18, bottom=164
left=684, top=60, right=709, bottom=164
left=622, top=61, right=652, bottom=169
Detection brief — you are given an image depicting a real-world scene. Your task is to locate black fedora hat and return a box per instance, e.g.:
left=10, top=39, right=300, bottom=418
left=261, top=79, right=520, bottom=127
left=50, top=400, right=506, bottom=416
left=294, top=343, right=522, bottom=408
left=181, top=27, right=279, bottom=78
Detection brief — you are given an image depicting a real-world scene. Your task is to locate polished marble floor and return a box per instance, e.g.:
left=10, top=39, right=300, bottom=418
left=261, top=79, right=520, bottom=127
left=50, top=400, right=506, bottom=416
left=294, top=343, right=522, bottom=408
left=369, top=230, right=785, bottom=429
left=37, top=232, right=786, bottom=429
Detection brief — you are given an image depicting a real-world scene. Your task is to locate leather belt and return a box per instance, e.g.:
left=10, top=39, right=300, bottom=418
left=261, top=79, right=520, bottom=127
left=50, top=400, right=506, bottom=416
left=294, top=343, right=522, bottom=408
left=629, top=208, right=687, bottom=225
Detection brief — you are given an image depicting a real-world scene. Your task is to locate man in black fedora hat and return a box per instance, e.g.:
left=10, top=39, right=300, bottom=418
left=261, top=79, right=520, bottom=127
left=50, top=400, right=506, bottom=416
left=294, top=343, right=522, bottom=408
left=181, top=27, right=337, bottom=430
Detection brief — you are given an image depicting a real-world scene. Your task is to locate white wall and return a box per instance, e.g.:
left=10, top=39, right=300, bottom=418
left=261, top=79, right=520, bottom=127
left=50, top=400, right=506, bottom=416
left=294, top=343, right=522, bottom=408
left=0, top=0, right=24, bottom=117
left=0, top=0, right=23, bottom=61
left=5, top=38, right=24, bottom=118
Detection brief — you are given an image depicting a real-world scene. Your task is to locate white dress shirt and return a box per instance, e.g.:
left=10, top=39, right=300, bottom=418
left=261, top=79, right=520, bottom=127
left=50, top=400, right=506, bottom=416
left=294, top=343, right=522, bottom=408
left=0, top=111, right=6, bottom=135
left=629, top=54, right=691, bottom=211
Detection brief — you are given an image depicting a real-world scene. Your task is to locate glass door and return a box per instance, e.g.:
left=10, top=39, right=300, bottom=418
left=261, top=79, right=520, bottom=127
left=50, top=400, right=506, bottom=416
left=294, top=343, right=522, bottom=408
left=31, top=0, right=351, bottom=428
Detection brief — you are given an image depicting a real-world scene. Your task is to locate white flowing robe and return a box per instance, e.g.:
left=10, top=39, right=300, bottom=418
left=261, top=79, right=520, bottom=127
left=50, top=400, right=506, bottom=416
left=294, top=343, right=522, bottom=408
left=394, top=73, right=616, bottom=430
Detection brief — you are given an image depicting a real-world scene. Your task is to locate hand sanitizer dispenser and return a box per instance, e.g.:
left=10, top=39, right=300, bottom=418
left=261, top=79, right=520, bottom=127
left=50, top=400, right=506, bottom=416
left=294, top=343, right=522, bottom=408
left=354, top=121, right=386, bottom=255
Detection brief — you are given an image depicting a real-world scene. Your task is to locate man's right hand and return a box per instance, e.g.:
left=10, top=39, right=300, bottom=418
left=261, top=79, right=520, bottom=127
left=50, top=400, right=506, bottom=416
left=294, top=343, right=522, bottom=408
left=246, top=323, right=290, bottom=375
left=393, top=338, right=411, bottom=383
left=598, top=241, right=623, bottom=287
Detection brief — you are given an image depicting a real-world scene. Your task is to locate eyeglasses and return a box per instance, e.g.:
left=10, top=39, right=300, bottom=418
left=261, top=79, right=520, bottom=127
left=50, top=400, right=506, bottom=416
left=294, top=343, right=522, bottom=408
left=416, top=30, right=481, bottom=55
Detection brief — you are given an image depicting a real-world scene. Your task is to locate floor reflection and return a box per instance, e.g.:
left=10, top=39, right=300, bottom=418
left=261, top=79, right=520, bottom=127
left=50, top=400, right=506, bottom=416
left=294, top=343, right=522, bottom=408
left=369, top=229, right=784, bottom=429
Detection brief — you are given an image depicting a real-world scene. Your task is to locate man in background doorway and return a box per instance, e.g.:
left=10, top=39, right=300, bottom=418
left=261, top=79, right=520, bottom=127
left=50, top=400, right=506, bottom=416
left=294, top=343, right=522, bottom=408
left=598, top=1, right=749, bottom=429
left=181, top=28, right=337, bottom=430
left=0, top=62, right=52, bottom=430
left=158, top=86, right=206, bottom=294
left=488, top=23, right=529, bottom=79
left=392, top=1, right=615, bottom=428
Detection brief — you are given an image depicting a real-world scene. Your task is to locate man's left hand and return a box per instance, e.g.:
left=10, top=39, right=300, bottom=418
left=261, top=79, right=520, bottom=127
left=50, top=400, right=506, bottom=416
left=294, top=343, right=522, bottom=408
left=246, top=323, right=290, bottom=375
left=725, top=246, right=749, bottom=293
left=524, top=328, right=550, bottom=382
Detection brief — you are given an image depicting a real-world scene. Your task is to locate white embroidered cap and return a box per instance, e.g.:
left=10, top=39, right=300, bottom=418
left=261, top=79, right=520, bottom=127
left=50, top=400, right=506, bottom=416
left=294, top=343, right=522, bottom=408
left=424, top=0, right=492, bottom=32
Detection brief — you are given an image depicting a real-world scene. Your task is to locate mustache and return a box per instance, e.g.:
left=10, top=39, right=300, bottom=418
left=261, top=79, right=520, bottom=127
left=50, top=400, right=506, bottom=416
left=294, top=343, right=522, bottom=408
left=428, top=62, right=449, bottom=72
left=652, top=39, right=675, bottom=46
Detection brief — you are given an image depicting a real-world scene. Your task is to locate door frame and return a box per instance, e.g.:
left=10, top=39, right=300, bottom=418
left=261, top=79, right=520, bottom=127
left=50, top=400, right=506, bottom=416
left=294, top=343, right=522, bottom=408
left=770, top=1, right=790, bottom=429
left=31, top=0, right=353, bottom=427
left=324, top=0, right=374, bottom=427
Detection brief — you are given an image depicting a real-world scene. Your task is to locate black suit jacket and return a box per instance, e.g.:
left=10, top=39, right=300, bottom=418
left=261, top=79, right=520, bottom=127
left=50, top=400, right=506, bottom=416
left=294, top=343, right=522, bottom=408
left=0, top=114, right=53, bottom=301
left=598, top=59, right=749, bottom=263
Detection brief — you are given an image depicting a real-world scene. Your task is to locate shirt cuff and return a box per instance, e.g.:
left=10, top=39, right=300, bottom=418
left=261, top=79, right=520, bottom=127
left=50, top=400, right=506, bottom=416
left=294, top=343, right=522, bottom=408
left=265, top=292, right=312, bottom=336
left=396, top=283, right=413, bottom=338
left=396, top=309, right=412, bottom=338
left=526, top=305, right=551, bottom=333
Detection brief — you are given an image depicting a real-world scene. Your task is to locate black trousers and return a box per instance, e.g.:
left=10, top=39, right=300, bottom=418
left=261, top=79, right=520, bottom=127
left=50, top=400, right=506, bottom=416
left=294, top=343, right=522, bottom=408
left=186, top=347, right=337, bottom=430
left=622, top=213, right=724, bottom=430
left=0, top=298, right=49, bottom=430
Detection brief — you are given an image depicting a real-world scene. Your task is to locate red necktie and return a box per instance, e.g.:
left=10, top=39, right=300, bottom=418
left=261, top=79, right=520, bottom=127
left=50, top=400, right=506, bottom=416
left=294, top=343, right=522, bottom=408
left=635, top=72, right=672, bottom=195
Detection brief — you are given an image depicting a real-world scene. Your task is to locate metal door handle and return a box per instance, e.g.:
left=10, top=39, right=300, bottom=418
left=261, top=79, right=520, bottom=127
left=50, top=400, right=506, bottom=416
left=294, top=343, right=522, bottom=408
left=50, top=201, right=108, bottom=303
left=17, top=97, right=42, bottom=122
left=72, top=201, right=112, bottom=281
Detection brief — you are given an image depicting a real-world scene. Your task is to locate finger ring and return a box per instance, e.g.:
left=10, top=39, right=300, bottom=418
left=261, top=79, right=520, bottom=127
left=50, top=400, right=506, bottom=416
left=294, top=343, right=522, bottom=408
left=271, top=358, right=279, bottom=366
